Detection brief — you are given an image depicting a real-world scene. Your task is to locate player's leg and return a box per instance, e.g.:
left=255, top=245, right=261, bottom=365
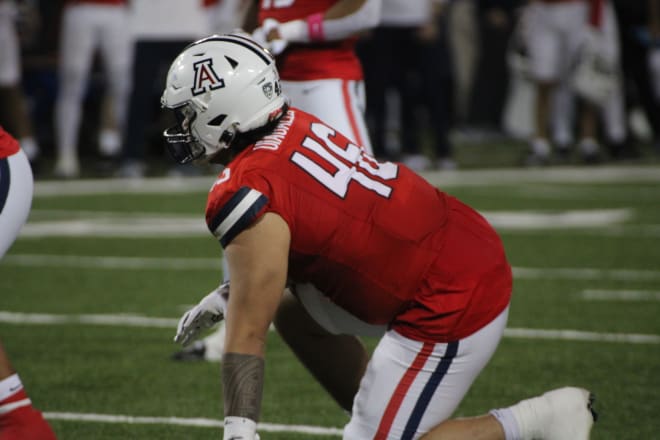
left=54, top=5, right=96, bottom=178
left=0, top=150, right=32, bottom=258
left=273, top=289, right=369, bottom=412
left=282, top=79, right=373, bottom=154
left=0, top=9, right=39, bottom=162
left=0, top=339, right=57, bottom=440
left=525, top=3, right=562, bottom=165
left=421, top=385, right=596, bottom=440
left=0, top=139, right=55, bottom=439
left=343, top=308, right=508, bottom=439
left=98, top=4, right=132, bottom=158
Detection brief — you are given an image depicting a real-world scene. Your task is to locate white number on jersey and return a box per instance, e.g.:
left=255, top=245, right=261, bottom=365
left=291, top=123, right=398, bottom=198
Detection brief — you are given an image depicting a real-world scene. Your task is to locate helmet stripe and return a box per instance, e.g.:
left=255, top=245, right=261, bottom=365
left=188, top=34, right=272, bottom=66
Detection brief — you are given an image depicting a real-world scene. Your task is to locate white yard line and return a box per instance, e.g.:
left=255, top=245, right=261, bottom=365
left=32, top=166, right=660, bottom=197
left=0, top=311, right=177, bottom=328
left=581, top=289, right=660, bottom=301
left=18, top=208, right=637, bottom=238
left=1, top=254, right=220, bottom=270
left=0, top=311, right=657, bottom=344
left=43, top=412, right=344, bottom=436
left=5, top=254, right=660, bottom=282
left=512, top=267, right=660, bottom=281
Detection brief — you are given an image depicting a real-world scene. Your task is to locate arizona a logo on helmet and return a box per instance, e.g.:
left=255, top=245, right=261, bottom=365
left=192, top=58, right=225, bottom=96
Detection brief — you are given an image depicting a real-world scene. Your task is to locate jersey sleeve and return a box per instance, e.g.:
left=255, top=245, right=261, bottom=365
left=206, top=180, right=270, bottom=248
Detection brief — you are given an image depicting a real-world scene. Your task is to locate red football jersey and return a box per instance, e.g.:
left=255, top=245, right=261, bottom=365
left=0, top=127, right=20, bottom=159
left=206, top=108, right=511, bottom=342
left=258, top=0, right=363, bottom=81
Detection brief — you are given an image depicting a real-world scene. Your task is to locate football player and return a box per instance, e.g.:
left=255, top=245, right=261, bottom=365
left=246, top=0, right=379, bottom=154
left=0, top=0, right=40, bottom=163
left=164, top=34, right=597, bottom=440
left=53, top=0, right=132, bottom=178
left=0, top=126, right=57, bottom=439
left=523, top=0, right=624, bottom=165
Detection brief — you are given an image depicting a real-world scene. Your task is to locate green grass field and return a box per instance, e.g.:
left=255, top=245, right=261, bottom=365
left=1, top=164, right=659, bottom=439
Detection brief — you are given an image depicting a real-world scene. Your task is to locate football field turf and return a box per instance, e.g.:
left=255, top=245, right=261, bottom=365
left=1, top=165, right=659, bottom=439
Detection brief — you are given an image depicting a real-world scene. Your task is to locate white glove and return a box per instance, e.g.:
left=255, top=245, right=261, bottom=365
left=572, top=28, right=617, bottom=106
left=252, top=18, right=289, bottom=56
left=174, top=282, right=229, bottom=346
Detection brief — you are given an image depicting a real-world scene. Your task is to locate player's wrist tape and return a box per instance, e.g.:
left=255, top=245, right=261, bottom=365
left=306, top=13, right=325, bottom=41
left=0, top=374, right=23, bottom=402
left=223, top=416, right=258, bottom=440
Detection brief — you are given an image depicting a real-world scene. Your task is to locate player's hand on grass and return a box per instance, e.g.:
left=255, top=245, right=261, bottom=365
left=174, top=282, right=229, bottom=346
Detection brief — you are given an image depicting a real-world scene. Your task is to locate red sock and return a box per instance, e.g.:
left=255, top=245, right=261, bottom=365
left=0, top=389, right=57, bottom=440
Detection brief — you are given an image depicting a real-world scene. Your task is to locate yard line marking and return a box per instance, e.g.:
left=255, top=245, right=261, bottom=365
left=43, top=412, right=344, bottom=436
left=0, top=311, right=657, bottom=344
left=485, top=209, right=632, bottom=229
left=581, top=289, right=660, bottom=301
left=5, top=254, right=660, bottom=281
left=503, top=328, right=660, bottom=344
left=0, top=311, right=177, bottom=328
left=32, top=165, right=660, bottom=197
left=1, top=254, right=220, bottom=270
left=19, top=217, right=208, bottom=238
left=17, top=209, right=637, bottom=238
left=513, top=267, right=660, bottom=281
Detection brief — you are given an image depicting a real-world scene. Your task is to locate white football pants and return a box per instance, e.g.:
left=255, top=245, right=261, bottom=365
left=283, top=79, right=373, bottom=154
left=0, top=149, right=33, bottom=258
left=55, top=4, right=132, bottom=156
left=344, top=307, right=509, bottom=440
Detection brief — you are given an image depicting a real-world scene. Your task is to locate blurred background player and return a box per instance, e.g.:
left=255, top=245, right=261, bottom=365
left=523, top=0, right=624, bottom=165
left=172, top=0, right=382, bottom=361
left=0, top=126, right=57, bottom=439
left=0, top=0, right=40, bottom=165
left=116, top=0, right=211, bottom=178
left=357, top=0, right=456, bottom=170
left=612, top=0, right=660, bottom=157
left=53, top=0, right=131, bottom=178
left=247, top=0, right=380, bottom=154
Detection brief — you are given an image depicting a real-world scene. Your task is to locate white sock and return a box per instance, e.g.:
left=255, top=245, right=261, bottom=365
left=203, top=322, right=226, bottom=361
left=0, top=374, right=23, bottom=402
left=490, top=408, right=521, bottom=440
left=506, top=393, right=550, bottom=440
left=99, top=129, right=121, bottom=156
left=530, top=138, right=551, bottom=156
left=578, top=137, right=600, bottom=155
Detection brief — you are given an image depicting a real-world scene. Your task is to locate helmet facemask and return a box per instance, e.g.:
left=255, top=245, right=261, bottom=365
left=163, top=104, right=205, bottom=164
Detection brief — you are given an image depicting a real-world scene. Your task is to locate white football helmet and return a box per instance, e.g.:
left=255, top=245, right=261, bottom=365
left=161, top=33, right=287, bottom=164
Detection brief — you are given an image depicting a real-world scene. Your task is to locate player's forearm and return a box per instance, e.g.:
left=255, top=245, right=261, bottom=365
left=278, top=0, right=381, bottom=43
left=222, top=352, right=265, bottom=420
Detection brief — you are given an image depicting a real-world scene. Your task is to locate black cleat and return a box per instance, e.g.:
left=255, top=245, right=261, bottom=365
left=171, top=341, right=206, bottom=362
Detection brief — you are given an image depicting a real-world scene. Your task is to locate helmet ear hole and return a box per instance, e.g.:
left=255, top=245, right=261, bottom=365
left=220, top=129, right=234, bottom=146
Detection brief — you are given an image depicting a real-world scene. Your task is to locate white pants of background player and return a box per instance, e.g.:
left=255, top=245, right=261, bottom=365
left=0, top=2, right=19, bottom=87
left=526, top=0, right=625, bottom=146
left=55, top=3, right=132, bottom=170
left=294, top=283, right=508, bottom=440
left=0, top=2, right=40, bottom=160
left=283, top=79, right=373, bottom=154
left=0, top=149, right=33, bottom=258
